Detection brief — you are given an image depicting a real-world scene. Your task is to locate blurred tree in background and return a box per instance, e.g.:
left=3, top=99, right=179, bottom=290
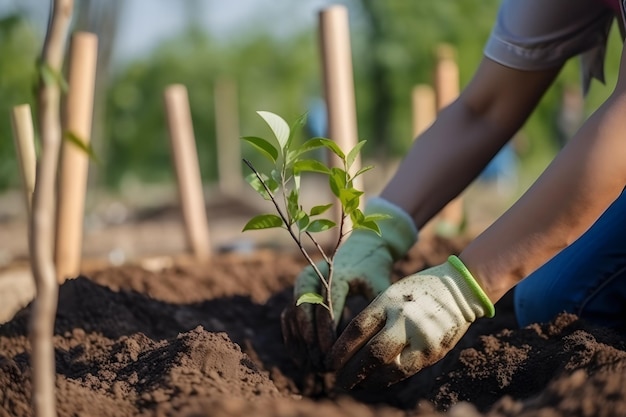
left=0, top=0, right=621, bottom=192
left=0, top=13, right=38, bottom=190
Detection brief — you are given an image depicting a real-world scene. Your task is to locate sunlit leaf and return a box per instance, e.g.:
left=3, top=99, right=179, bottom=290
left=310, top=204, right=333, bottom=216
left=296, top=213, right=310, bottom=231
left=287, top=112, right=307, bottom=149
left=301, top=137, right=345, bottom=159
left=294, top=137, right=330, bottom=157
left=346, top=140, right=366, bottom=170
left=352, top=220, right=382, bottom=236
left=337, top=188, right=363, bottom=212
left=270, top=169, right=282, bottom=185
left=287, top=189, right=300, bottom=221
left=353, top=165, right=374, bottom=178
left=257, top=111, right=290, bottom=151
left=329, top=168, right=347, bottom=197
left=241, top=136, right=278, bottom=163
left=242, top=214, right=283, bottom=231
left=244, top=172, right=278, bottom=200
left=306, top=219, right=336, bottom=233
left=363, top=213, right=392, bottom=222
left=296, top=292, right=325, bottom=306
left=293, top=159, right=331, bottom=175
left=351, top=208, right=365, bottom=223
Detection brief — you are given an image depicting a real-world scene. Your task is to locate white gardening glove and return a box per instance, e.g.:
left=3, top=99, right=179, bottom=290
left=280, top=197, right=418, bottom=368
left=327, top=255, right=495, bottom=389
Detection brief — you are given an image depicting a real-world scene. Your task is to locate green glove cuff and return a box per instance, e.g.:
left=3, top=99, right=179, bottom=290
left=359, top=197, right=418, bottom=260
left=447, top=255, right=495, bottom=318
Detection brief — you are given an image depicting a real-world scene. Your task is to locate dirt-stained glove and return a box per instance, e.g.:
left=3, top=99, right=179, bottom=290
left=326, top=255, right=495, bottom=389
left=280, top=197, right=418, bottom=369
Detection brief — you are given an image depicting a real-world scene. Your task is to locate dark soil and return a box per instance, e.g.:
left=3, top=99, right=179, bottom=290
left=1, top=235, right=626, bottom=417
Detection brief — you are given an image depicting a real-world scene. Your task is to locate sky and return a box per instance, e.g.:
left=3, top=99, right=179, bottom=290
left=1, top=0, right=341, bottom=65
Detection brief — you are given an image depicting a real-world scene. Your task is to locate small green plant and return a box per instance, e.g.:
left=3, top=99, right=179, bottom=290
left=241, top=111, right=389, bottom=322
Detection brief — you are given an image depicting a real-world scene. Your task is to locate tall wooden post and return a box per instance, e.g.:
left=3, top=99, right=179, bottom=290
left=55, top=32, right=98, bottom=282
left=319, top=5, right=363, bottom=232
left=410, top=84, right=437, bottom=237
left=163, top=84, right=211, bottom=261
left=434, top=44, right=464, bottom=235
left=214, top=77, right=242, bottom=194
left=411, top=84, right=436, bottom=139
left=11, top=104, right=37, bottom=215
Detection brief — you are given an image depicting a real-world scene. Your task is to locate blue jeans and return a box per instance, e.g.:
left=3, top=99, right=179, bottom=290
left=515, top=189, right=626, bottom=332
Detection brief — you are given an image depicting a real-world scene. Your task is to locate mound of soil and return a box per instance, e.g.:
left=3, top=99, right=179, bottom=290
left=1, top=235, right=625, bottom=417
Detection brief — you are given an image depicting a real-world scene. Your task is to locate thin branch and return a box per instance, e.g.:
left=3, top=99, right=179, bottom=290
left=29, top=1, right=74, bottom=417
left=243, top=159, right=331, bottom=301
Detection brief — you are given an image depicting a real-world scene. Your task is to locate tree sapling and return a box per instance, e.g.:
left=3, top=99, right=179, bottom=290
left=241, top=111, right=389, bottom=322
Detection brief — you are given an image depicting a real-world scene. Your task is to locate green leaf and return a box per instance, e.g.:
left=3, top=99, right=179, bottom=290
left=293, top=159, right=331, bottom=175
left=294, top=137, right=330, bottom=157
left=287, top=112, right=307, bottom=150
left=310, top=203, right=333, bottom=216
left=306, top=219, right=336, bottom=233
left=64, top=131, right=101, bottom=165
left=350, top=208, right=365, bottom=223
left=257, top=111, right=290, bottom=151
left=338, top=188, right=363, bottom=213
left=244, top=172, right=278, bottom=200
left=242, top=214, right=283, bottom=231
left=302, top=137, right=345, bottom=159
left=296, top=292, right=325, bottom=306
left=346, top=140, right=366, bottom=170
left=352, top=220, right=382, bottom=236
left=270, top=169, right=282, bottom=185
left=296, top=213, right=310, bottom=231
left=329, top=168, right=347, bottom=197
left=363, top=213, right=392, bottom=222
left=353, top=165, right=374, bottom=178
left=241, top=136, right=279, bottom=163
left=287, top=189, right=300, bottom=221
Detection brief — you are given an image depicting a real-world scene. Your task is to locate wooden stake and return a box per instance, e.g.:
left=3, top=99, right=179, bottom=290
left=55, top=32, right=98, bottom=282
left=163, top=84, right=211, bottom=261
left=11, top=104, right=37, bottom=215
left=434, top=44, right=464, bottom=235
left=319, top=5, right=363, bottom=231
left=410, top=84, right=438, bottom=237
left=411, top=84, right=436, bottom=139
left=214, top=77, right=242, bottom=194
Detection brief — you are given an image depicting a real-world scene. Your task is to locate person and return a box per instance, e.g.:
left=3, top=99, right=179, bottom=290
left=281, top=0, right=626, bottom=391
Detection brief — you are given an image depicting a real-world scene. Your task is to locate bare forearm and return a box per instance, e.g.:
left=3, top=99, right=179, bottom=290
left=462, top=93, right=626, bottom=302
left=381, top=101, right=515, bottom=229
left=381, top=59, right=560, bottom=229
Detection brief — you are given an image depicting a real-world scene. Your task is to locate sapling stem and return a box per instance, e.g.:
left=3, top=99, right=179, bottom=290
left=243, top=158, right=335, bottom=318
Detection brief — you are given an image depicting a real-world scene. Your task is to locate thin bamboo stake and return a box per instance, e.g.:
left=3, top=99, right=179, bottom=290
left=411, top=84, right=436, bottom=139
left=163, top=84, right=211, bottom=262
left=214, top=77, right=242, bottom=194
left=11, top=104, right=37, bottom=215
left=434, top=44, right=464, bottom=235
left=319, top=5, right=363, bottom=231
left=30, top=0, right=73, bottom=416
left=55, top=32, right=98, bottom=282
left=410, top=84, right=437, bottom=237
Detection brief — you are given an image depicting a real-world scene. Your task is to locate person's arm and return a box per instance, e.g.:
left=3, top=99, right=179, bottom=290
left=381, top=57, right=561, bottom=229
left=462, top=48, right=626, bottom=302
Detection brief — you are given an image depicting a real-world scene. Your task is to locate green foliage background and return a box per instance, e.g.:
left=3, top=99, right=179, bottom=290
left=0, top=1, right=622, bottom=191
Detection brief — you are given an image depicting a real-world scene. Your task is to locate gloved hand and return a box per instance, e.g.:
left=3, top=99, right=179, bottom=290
left=326, top=255, right=495, bottom=389
left=280, top=197, right=418, bottom=369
